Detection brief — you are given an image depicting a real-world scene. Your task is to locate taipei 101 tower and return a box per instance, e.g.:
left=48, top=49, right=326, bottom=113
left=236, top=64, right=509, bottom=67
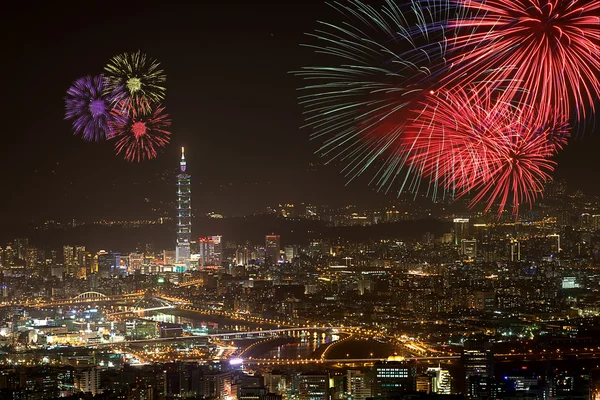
left=176, top=147, right=191, bottom=266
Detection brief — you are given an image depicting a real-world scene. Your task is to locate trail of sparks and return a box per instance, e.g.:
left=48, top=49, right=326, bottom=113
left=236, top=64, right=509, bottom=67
left=110, top=105, right=171, bottom=162
left=403, top=88, right=570, bottom=216
left=296, top=0, right=459, bottom=196
left=445, top=0, right=600, bottom=123
left=104, top=51, right=166, bottom=108
left=64, top=75, right=126, bottom=142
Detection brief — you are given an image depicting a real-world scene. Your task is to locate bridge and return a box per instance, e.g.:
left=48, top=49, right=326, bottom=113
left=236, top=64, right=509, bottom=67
left=74, top=291, right=108, bottom=300
left=231, top=355, right=461, bottom=366
left=16, top=292, right=145, bottom=308
left=107, top=297, right=176, bottom=316
left=89, top=327, right=349, bottom=347
left=177, top=279, right=203, bottom=287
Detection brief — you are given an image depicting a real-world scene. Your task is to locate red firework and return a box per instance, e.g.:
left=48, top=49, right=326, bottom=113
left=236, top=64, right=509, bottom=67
left=403, top=89, right=570, bottom=216
left=446, top=0, right=600, bottom=122
left=110, top=105, right=171, bottom=162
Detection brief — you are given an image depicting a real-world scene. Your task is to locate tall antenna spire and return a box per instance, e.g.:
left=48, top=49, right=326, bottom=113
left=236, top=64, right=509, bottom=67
left=180, top=146, right=186, bottom=172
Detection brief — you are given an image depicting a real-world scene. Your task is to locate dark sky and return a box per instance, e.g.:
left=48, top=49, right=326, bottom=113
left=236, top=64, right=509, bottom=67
left=1, top=1, right=599, bottom=228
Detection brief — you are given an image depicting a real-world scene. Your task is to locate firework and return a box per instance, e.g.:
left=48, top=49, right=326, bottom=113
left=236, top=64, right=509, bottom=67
left=446, top=0, right=600, bottom=122
left=403, top=88, right=570, bottom=216
left=110, top=105, right=171, bottom=162
left=104, top=51, right=166, bottom=107
left=64, top=75, right=126, bottom=142
left=296, top=0, right=461, bottom=191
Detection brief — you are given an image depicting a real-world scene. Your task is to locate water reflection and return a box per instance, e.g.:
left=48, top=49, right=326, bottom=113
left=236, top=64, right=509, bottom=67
left=264, top=333, right=339, bottom=359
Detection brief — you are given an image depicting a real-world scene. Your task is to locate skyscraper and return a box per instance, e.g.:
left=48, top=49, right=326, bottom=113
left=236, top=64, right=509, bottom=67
left=463, top=338, right=495, bottom=399
left=212, top=235, right=222, bottom=265
left=198, top=237, right=215, bottom=267
left=265, top=234, right=281, bottom=265
left=176, top=147, right=191, bottom=267
left=453, top=218, right=470, bottom=246
left=372, top=359, right=417, bottom=397
left=15, top=238, right=29, bottom=262
left=63, top=245, right=74, bottom=276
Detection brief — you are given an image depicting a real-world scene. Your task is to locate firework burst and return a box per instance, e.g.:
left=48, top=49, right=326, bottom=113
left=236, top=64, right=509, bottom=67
left=296, top=0, right=463, bottom=191
left=446, top=0, right=600, bottom=122
left=403, top=88, right=570, bottom=216
left=64, top=75, right=126, bottom=142
left=104, top=51, right=166, bottom=107
left=110, top=105, right=171, bottom=162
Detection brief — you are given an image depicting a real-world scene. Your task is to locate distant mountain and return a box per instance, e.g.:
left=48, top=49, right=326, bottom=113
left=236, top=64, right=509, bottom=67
left=17, top=215, right=450, bottom=252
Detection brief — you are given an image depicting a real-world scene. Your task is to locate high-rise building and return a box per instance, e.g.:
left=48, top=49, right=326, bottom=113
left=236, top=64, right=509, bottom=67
left=26, top=247, right=39, bottom=269
left=284, top=245, right=298, bottom=262
left=15, top=238, right=29, bottom=261
left=424, top=366, right=451, bottom=394
left=74, top=367, right=101, bottom=395
left=264, top=371, right=286, bottom=395
left=592, top=214, right=600, bottom=231
left=265, top=234, right=281, bottom=265
left=75, top=246, right=86, bottom=265
left=212, top=235, right=222, bottom=265
left=298, top=372, right=328, bottom=400
left=2, top=246, right=15, bottom=267
left=176, top=147, right=192, bottom=267
left=453, top=218, right=470, bottom=245
left=198, top=237, right=215, bottom=266
left=509, top=239, right=521, bottom=262
left=548, top=233, right=561, bottom=253
left=97, top=250, right=119, bottom=279
left=372, top=359, right=417, bottom=397
left=461, top=239, right=477, bottom=259
left=347, top=369, right=371, bottom=400
left=63, top=245, right=74, bottom=275
left=463, top=338, right=495, bottom=399
left=236, top=245, right=251, bottom=266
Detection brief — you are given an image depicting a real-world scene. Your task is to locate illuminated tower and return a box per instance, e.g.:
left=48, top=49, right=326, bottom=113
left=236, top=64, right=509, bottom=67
left=176, top=147, right=191, bottom=266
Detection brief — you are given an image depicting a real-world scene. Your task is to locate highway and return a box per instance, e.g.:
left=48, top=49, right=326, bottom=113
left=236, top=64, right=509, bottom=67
left=228, top=356, right=461, bottom=366
left=89, top=326, right=349, bottom=347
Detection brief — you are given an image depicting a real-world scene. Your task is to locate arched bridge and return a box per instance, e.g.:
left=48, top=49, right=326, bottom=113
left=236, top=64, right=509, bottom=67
left=73, top=291, right=108, bottom=300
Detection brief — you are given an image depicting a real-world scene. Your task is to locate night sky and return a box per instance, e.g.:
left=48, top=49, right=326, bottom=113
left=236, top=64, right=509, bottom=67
left=1, top=1, right=599, bottom=229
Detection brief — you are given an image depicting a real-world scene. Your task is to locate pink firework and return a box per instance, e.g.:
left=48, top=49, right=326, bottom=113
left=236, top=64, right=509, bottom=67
left=403, top=88, right=570, bottom=216
left=446, top=0, right=600, bottom=122
left=110, top=105, right=171, bottom=162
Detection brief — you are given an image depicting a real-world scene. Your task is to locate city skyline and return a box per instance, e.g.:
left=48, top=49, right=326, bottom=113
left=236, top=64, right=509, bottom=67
left=2, top=2, right=600, bottom=229
left=2, top=2, right=600, bottom=400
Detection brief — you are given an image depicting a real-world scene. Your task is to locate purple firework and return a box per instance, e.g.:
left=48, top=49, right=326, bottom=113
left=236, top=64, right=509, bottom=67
left=64, top=75, right=126, bottom=142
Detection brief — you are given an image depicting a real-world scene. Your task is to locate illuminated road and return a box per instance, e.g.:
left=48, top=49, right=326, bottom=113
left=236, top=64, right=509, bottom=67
left=108, top=305, right=176, bottom=315
left=89, top=326, right=350, bottom=347
left=7, top=292, right=145, bottom=308
left=228, top=356, right=461, bottom=366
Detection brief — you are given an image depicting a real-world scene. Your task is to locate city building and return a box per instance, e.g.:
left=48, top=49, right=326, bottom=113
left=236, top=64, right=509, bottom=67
left=463, top=338, right=495, bottom=399
left=265, top=234, right=281, bottom=265
left=63, top=245, right=74, bottom=276
left=425, top=366, right=451, bottom=394
left=212, top=235, right=222, bottom=265
left=176, top=147, right=192, bottom=267
left=372, top=359, right=416, bottom=397
left=298, top=372, right=328, bottom=400
left=453, top=218, right=470, bottom=246
left=461, top=239, right=477, bottom=259
left=97, top=250, right=119, bottom=279
left=15, top=238, right=28, bottom=262
left=347, top=369, right=371, bottom=400
left=74, top=366, right=101, bottom=395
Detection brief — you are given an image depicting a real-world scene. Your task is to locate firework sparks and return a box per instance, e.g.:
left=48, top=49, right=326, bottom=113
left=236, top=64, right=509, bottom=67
left=404, top=88, right=570, bottom=216
left=446, top=0, right=600, bottom=122
left=295, top=0, right=461, bottom=192
left=104, top=51, right=166, bottom=107
left=110, top=105, right=171, bottom=162
left=64, top=75, right=126, bottom=142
